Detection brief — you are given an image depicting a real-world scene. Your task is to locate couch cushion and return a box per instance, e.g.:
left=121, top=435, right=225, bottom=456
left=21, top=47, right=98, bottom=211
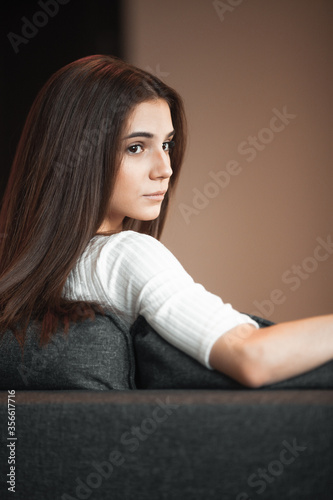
left=131, top=315, right=333, bottom=389
left=0, top=312, right=136, bottom=390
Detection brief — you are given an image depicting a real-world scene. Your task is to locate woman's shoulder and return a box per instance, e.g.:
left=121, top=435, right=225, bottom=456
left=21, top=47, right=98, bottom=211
left=89, top=230, right=163, bottom=251
left=84, top=230, right=176, bottom=264
left=70, top=230, right=188, bottom=294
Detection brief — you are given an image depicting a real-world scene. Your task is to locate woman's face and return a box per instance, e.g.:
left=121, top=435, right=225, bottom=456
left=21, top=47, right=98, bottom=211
left=99, top=98, right=175, bottom=233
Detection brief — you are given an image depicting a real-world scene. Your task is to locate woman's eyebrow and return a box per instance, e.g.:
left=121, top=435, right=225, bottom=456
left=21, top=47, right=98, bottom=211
left=122, top=129, right=175, bottom=140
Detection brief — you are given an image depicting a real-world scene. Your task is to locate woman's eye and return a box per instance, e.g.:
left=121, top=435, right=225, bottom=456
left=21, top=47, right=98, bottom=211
left=163, top=140, right=175, bottom=152
left=127, top=141, right=175, bottom=155
left=127, top=144, right=144, bottom=154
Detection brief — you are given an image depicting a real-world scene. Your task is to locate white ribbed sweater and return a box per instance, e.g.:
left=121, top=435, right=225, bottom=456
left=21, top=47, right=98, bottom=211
left=62, top=230, right=258, bottom=369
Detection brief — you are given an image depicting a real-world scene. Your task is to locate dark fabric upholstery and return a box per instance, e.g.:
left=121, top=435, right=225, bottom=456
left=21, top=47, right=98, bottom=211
left=131, top=315, right=333, bottom=390
left=0, top=312, right=136, bottom=390
left=0, top=390, right=332, bottom=500
left=1, top=314, right=332, bottom=499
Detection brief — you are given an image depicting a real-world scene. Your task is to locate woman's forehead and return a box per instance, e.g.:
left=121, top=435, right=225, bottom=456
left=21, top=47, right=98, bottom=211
left=123, top=99, right=173, bottom=135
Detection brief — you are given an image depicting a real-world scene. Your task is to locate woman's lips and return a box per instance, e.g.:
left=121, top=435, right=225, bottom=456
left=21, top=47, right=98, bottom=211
left=143, top=191, right=166, bottom=201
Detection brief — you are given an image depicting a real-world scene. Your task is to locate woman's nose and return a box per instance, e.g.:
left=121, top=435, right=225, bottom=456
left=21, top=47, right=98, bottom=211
left=150, top=149, right=173, bottom=179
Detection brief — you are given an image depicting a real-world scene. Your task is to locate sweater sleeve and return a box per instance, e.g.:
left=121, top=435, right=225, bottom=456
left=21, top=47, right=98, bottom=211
left=95, top=230, right=259, bottom=370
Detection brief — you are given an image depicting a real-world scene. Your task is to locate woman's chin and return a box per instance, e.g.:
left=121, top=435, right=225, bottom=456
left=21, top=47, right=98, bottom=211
left=137, top=209, right=161, bottom=221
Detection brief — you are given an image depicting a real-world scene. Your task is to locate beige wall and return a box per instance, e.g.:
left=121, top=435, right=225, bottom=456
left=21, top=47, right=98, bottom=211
left=123, top=0, right=333, bottom=322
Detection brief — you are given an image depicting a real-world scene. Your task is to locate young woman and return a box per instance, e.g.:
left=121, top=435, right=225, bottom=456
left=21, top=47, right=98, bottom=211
left=0, top=55, right=332, bottom=388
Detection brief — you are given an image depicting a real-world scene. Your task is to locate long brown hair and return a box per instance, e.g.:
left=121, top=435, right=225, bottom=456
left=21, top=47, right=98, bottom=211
left=0, top=55, right=187, bottom=346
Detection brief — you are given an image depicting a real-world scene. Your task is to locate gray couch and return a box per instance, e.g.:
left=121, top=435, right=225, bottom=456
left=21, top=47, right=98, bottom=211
left=0, top=313, right=332, bottom=499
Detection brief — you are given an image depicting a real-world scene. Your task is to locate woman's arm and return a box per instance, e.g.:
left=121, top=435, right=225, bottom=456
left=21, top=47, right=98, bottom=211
left=209, top=315, right=333, bottom=387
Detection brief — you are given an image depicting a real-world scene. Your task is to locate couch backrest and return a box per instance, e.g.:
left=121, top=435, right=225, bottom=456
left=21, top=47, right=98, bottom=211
left=0, top=312, right=136, bottom=390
